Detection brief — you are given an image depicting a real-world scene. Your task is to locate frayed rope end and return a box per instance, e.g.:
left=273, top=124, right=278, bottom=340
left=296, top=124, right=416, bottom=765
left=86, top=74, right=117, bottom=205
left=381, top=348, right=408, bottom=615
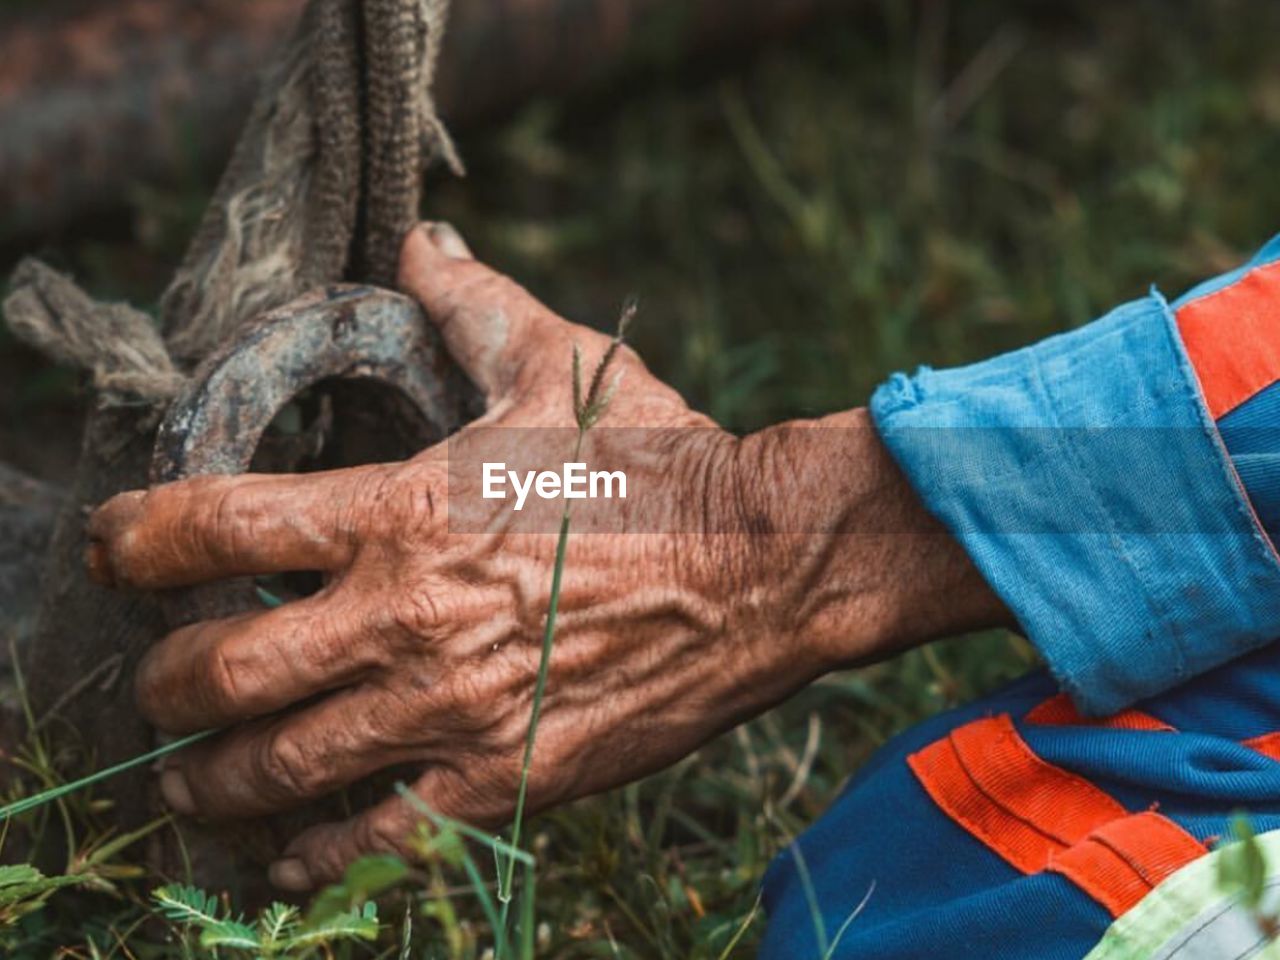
left=4, top=258, right=186, bottom=405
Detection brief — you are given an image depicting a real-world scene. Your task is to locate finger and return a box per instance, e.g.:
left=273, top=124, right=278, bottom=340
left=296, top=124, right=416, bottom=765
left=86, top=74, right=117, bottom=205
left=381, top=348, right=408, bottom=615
left=136, top=592, right=378, bottom=733
left=87, top=469, right=374, bottom=589
left=269, top=792, right=421, bottom=891
left=270, top=770, right=485, bottom=891
left=397, top=222, right=564, bottom=401
left=159, top=686, right=409, bottom=820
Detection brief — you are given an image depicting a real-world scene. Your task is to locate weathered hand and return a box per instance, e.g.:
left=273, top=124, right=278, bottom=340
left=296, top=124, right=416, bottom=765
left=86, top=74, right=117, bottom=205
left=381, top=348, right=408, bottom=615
left=86, top=223, right=1006, bottom=890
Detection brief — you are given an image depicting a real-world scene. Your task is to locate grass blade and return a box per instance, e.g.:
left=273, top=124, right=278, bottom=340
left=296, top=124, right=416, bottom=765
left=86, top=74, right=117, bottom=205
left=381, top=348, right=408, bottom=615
left=0, top=730, right=216, bottom=821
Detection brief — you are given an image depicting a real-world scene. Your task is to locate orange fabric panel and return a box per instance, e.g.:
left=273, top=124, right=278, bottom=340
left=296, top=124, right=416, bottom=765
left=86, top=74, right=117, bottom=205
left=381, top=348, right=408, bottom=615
left=1176, top=260, right=1280, bottom=419
left=1087, top=812, right=1208, bottom=886
left=1024, top=694, right=1173, bottom=732
left=907, top=715, right=1125, bottom=873
left=1049, top=836, right=1152, bottom=919
left=1243, top=730, right=1280, bottom=761
left=909, top=717, right=1208, bottom=919
left=949, top=717, right=1127, bottom=844
left=908, top=727, right=1064, bottom=874
left=1048, top=813, right=1206, bottom=918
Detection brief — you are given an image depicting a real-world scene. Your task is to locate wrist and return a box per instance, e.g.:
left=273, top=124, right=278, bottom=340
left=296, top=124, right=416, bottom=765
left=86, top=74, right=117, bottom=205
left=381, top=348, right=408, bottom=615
left=726, top=408, right=1010, bottom=674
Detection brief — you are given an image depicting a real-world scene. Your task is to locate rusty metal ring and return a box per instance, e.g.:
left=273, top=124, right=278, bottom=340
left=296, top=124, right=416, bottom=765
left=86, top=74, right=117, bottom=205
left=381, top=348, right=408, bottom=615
left=151, top=284, right=477, bottom=626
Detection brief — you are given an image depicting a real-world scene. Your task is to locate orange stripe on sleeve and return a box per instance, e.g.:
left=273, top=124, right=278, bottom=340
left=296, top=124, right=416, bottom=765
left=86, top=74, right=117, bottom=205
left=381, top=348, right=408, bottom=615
left=1024, top=693, right=1174, bottom=732
left=1243, top=730, right=1280, bottom=761
left=1176, top=259, right=1280, bottom=419
left=1048, top=813, right=1207, bottom=918
left=907, top=715, right=1124, bottom=872
left=908, top=724, right=1065, bottom=873
left=909, top=716, right=1207, bottom=918
left=948, top=716, right=1127, bottom=845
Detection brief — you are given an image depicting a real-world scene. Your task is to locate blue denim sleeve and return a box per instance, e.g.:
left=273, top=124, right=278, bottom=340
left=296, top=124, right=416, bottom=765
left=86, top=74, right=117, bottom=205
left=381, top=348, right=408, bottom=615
left=870, top=236, right=1280, bottom=716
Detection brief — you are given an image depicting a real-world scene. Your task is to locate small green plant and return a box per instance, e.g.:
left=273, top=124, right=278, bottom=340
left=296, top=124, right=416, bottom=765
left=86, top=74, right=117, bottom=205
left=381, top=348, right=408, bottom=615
left=398, top=784, right=536, bottom=956
left=0, top=864, right=81, bottom=927
left=1218, top=813, right=1280, bottom=940
left=153, top=881, right=381, bottom=957
left=303, top=853, right=408, bottom=928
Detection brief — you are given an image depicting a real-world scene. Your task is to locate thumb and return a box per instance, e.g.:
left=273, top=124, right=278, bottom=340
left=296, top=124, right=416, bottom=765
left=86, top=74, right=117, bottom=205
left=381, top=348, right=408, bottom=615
left=398, top=222, right=556, bottom=402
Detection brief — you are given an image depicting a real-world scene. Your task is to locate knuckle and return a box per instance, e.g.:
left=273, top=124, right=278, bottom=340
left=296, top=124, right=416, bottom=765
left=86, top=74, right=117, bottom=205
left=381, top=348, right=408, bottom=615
left=292, top=605, right=348, bottom=669
left=355, top=465, right=440, bottom=543
left=357, top=813, right=410, bottom=857
left=441, top=265, right=517, bottom=314
left=433, top=765, right=512, bottom=827
left=396, top=466, right=445, bottom=539
left=310, top=843, right=349, bottom=884
left=433, top=668, right=505, bottom=730
left=201, top=483, right=255, bottom=565
left=364, top=676, right=430, bottom=744
left=258, top=731, right=326, bottom=799
left=338, top=469, right=384, bottom=528
left=391, top=584, right=444, bottom=638
left=205, top=645, right=243, bottom=710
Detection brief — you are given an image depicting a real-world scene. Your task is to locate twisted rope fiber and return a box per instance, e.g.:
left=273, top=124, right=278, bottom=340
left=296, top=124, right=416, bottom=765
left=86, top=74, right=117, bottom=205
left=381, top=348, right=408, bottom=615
left=3, top=0, right=459, bottom=395
left=3, top=258, right=184, bottom=401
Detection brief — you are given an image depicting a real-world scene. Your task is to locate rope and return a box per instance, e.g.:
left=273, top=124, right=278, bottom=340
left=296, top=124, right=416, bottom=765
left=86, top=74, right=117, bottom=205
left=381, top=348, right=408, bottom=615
left=305, top=0, right=363, bottom=289
left=3, top=0, right=459, bottom=398
left=3, top=259, right=184, bottom=402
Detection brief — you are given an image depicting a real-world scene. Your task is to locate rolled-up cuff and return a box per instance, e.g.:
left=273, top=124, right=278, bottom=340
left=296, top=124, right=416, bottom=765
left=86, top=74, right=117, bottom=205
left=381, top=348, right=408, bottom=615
left=870, top=290, right=1280, bottom=715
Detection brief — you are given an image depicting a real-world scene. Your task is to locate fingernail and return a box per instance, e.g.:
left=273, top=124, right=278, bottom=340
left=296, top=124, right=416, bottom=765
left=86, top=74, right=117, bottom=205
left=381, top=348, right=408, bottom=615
left=159, top=767, right=196, bottom=815
left=426, top=222, right=473, bottom=260
left=269, top=857, right=314, bottom=892
left=84, top=541, right=115, bottom=587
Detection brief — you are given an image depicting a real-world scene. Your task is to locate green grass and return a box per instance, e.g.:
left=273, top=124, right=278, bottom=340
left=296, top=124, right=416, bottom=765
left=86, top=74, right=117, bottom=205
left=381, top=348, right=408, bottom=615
left=3, top=0, right=1280, bottom=954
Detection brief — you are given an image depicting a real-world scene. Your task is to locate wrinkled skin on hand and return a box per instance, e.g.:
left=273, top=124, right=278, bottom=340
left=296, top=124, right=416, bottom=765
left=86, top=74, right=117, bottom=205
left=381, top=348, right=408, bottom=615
left=87, top=224, right=1007, bottom=890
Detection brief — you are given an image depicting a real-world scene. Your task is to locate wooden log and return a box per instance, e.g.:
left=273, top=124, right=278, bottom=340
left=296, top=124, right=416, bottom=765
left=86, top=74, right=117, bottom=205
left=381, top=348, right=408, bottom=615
left=20, top=405, right=169, bottom=827
left=0, top=462, right=56, bottom=783
left=0, top=0, right=849, bottom=235
left=0, top=462, right=62, bottom=639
